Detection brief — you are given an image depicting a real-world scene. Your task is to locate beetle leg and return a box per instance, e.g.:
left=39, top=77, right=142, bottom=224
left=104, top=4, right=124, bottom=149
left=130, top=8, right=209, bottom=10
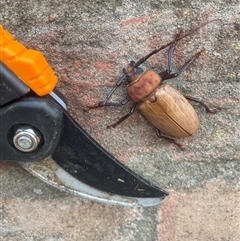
left=160, top=49, right=204, bottom=81
left=86, top=74, right=128, bottom=110
left=88, top=95, right=131, bottom=109
left=159, top=45, right=176, bottom=79
left=156, top=129, right=185, bottom=150
left=167, top=45, right=176, bottom=74
left=107, top=103, right=138, bottom=128
left=102, top=95, right=131, bottom=107
left=102, top=74, right=127, bottom=104
left=184, top=96, right=221, bottom=113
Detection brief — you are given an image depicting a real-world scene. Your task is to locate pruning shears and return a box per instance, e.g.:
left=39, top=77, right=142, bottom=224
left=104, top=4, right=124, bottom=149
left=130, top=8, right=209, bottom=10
left=0, top=25, right=168, bottom=207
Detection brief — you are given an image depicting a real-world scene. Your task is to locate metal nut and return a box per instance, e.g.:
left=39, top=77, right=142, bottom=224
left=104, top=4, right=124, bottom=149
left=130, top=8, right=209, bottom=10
left=13, top=126, right=41, bottom=152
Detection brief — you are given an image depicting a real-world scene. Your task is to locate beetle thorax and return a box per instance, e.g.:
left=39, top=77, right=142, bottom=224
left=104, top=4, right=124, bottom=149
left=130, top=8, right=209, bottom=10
left=127, top=70, right=161, bottom=102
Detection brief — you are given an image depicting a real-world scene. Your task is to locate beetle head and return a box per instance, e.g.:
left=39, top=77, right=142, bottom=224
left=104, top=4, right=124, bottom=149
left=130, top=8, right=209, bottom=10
left=123, top=61, right=144, bottom=84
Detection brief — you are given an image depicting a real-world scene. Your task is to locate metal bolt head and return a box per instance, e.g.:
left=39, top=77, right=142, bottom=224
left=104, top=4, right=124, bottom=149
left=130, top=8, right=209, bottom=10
left=13, top=126, right=41, bottom=152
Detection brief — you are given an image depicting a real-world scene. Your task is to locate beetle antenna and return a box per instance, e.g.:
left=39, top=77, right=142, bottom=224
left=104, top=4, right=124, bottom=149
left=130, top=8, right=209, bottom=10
left=134, top=19, right=220, bottom=68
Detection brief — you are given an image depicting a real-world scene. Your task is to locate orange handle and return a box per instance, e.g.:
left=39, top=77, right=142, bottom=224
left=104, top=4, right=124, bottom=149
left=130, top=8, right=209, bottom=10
left=0, top=25, right=57, bottom=96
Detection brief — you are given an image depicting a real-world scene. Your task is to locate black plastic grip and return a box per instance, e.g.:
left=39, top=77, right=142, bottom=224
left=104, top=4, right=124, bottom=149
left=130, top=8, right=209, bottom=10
left=0, top=95, right=63, bottom=162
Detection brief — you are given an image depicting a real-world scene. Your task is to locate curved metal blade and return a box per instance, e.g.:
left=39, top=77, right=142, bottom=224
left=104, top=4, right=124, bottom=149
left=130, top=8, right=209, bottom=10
left=19, top=157, right=166, bottom=207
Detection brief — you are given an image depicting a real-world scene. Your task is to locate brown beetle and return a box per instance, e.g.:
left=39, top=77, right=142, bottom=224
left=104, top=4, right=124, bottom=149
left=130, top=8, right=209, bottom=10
left=89, top=20, right=220, bottom=149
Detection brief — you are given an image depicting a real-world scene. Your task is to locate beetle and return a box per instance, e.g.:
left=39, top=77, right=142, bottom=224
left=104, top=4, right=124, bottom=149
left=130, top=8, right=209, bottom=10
left=88, top=20, right=220, bottom=149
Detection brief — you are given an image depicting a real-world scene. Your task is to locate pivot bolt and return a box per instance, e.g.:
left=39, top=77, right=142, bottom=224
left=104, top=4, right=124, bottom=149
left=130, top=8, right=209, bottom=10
left=13, top=126, right=41, bottom=152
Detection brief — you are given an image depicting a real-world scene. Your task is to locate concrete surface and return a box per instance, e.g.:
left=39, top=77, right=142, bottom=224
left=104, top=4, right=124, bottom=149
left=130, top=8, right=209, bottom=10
left=1, top=0, right=240, bottom=240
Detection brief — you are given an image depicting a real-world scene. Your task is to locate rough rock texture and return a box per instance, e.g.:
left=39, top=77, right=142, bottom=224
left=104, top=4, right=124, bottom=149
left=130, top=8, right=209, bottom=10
left=1, top=0, right=239, bottom=240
